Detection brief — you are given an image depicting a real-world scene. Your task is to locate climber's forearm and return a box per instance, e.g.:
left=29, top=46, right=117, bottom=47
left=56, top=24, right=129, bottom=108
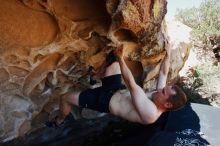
left=118, top=57, right=137, bottom=90
left=157, top=48, right=171, bottom=89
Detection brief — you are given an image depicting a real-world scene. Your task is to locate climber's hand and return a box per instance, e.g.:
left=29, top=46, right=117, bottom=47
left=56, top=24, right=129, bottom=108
left=165, top=38, right=171, bottom=57
left=114, top=45, right=124, bottom=59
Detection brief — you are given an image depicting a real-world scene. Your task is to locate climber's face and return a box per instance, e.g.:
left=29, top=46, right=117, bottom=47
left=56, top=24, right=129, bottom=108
left=152, top=86, right=176, bottom=109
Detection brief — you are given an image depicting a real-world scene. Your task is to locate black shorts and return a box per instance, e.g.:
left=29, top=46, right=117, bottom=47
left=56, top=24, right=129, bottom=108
left=78, top=74, right=126, bottom=113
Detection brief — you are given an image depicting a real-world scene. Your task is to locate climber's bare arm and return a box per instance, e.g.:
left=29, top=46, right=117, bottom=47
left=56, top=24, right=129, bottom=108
left=114, top=46, right=136, bottom=90
left=157, top=39, right=171, bottom=89
left=115, top=46, right=158, bottom=124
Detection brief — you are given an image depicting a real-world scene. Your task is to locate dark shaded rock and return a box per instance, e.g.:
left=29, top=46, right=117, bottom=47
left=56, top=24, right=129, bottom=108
left=1, top=113, right=169, bottom=146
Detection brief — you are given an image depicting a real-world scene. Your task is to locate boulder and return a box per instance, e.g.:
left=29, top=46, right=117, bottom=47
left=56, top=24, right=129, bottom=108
left=0, top=0, right=190, bottom=142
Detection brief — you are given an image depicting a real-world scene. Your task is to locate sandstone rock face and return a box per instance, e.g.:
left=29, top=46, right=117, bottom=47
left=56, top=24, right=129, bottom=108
left=0, top=0, right=190, bottom=142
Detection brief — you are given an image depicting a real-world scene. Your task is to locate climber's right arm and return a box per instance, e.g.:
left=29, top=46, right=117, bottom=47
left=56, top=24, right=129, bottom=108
left=115, top=46, right=158, bottom=124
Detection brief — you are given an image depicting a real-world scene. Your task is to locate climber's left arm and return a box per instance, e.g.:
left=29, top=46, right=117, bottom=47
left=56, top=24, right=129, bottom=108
left=156, top=39, right=171, bottom=89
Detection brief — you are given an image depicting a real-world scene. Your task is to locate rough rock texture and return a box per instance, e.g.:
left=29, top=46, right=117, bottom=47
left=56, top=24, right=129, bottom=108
left=0, top=0, right=190, bottom=142
left=209, top=35, right=220, bottom=64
